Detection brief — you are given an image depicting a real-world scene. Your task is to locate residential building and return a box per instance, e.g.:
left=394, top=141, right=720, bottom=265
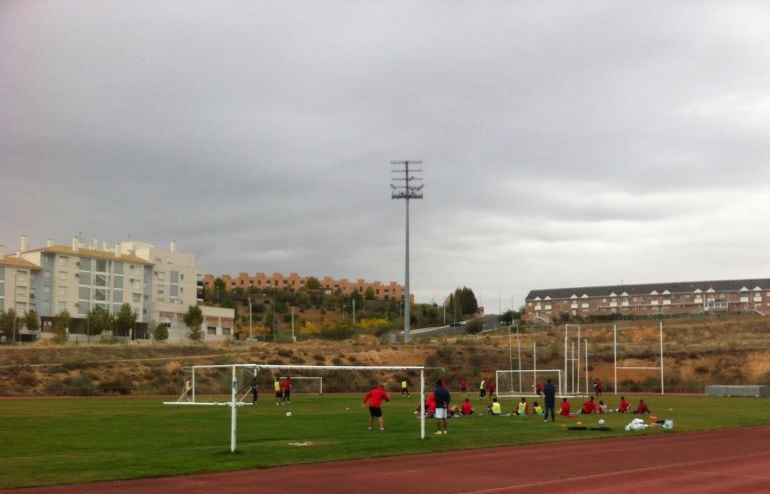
left=525, top=278, right=770, bottom=322
left=3, top=235, right=234, bottom=342
left=203, top=272, right=413, bottom=303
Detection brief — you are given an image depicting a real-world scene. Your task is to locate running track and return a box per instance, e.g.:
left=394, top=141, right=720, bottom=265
left=7, top=426, right=770, bottom=493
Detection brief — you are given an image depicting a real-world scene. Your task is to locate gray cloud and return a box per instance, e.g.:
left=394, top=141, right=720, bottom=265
left=3, top=1, right=770, bottom=310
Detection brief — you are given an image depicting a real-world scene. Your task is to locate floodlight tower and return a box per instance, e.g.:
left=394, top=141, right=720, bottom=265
left=391, top=160, right=423, bottom=344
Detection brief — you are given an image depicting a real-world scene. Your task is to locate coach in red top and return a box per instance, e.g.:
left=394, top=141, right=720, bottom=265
left=363, top=384, right=391, bottom=431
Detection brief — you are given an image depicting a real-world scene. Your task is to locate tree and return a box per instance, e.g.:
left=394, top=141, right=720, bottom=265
left=86, top=308, right=114, bottom=336
left=0, top=309, right=18, bottom=343
left=364, top=286, right=375, bottom=300
left=52, top=310, right=70, bottom=343
left=24, top=310, right=40, bottom=333
left=184, top=305, right=204, bottom=342
left=304, top=277, right=321, bottom=290
left=465, top=318, right=484, bottom=334
left=152, top=323, right=169, bottom=341
left=453, top=287, right=479, bottom=316
left=114, top=303, right=137, bottom=338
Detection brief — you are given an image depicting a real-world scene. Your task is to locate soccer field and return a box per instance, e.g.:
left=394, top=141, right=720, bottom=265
left=2, top=394, right=769, bottom=488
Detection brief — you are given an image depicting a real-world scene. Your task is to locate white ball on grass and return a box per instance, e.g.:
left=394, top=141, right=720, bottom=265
left=286, top=411, right=293, bottom=417
left=598, top=419, right=605, bottom=425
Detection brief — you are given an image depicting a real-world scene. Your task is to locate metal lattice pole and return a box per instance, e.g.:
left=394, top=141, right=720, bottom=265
left=391, top=160, right=423, bottom=344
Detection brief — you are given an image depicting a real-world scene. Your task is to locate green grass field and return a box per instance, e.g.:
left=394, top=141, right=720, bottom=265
left=2, top=393, right=769, bottom=488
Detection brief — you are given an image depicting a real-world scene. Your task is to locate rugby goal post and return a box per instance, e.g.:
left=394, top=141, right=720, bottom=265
left=495, top=369, right=563, bottom=397
left=613, top=322, right=665, bottom=395
left=164, top=364, right=427, bottom=452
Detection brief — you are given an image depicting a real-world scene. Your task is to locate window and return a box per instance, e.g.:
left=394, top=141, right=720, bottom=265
left=95, top=260, right=107, bottom=272
left=207, top=326, right=217, bottom=335
left=222, top=327, right=231, bottom=336
left=79, top=287, right=90, bottom=300
left=80, top=258, right=91, bottom=270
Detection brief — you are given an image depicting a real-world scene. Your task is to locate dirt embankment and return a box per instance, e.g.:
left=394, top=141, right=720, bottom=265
left=1, top=316, right=769, bottom=396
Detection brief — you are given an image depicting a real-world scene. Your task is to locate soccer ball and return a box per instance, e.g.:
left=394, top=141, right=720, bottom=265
left=286, top=411, right=293, bottom=417
left=598, top=419, right=605, bottom=425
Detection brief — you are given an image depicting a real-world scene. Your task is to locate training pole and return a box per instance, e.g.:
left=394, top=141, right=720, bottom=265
left=613, top=325, right=617, bottom=395
left=230, top=365, right=237, bottom=453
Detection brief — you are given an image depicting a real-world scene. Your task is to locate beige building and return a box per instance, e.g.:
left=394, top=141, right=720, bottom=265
left=3, top=235, right=234, bottom=343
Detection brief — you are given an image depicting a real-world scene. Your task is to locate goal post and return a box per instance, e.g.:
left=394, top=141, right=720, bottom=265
left=164, top=363, right=426, bottom=452
left=495, top=369, right=563, bottom=397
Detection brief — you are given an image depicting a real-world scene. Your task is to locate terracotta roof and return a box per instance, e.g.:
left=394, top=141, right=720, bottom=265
left=0, top=256, right=40, bottom=269
left=24, top=245, right=154, bottom=266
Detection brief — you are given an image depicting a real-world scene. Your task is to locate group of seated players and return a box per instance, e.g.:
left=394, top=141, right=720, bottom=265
left=416, top=386, right=652, bottom=419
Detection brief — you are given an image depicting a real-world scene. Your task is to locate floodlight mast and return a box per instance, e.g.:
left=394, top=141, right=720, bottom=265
left=391, top=160, right=423, bottom=344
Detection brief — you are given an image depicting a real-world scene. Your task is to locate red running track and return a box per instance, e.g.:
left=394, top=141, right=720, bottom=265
left=6, top=426, right=770, bottom=494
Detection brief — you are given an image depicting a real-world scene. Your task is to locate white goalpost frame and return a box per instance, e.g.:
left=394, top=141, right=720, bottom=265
left=495, top=369, right=563, bottom=398
left=564, top=324, right=581, bottom=395
left=613, top=321, right=665, bottom=395
left=278, top=376, right=324, bottom=395
left=164, top=363, right=427, bottom=452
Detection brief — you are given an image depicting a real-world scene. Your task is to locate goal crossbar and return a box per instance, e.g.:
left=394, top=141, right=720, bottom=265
left=163, top=363, right=427, bottom=452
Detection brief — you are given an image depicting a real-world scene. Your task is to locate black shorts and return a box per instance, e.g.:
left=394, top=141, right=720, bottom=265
left=369, top=406, right=382, bottom=417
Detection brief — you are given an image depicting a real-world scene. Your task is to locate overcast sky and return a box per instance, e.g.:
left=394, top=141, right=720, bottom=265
left=3, top=1, right=770, bottom=310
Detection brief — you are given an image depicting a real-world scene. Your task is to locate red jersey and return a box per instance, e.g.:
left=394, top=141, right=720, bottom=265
left=462, top=401, right=473, bottom=415
left=535, top=380, right=543, bottom=392
left=635, top=402, right=651, bottom=414
left=426, top=393, right=437, bottom=413
left=582, top=400, right=597, bottom=414
left=560, top=401, right=571, bottom=416
left=363, top=387, right=391, bottom=408
left=281, top=379, right=291, bottom=391
left=487, top=382, right=496, bottom=393
left=619, top=399, right=629, bottom=413
left=459, top=378, right=467, bottom=391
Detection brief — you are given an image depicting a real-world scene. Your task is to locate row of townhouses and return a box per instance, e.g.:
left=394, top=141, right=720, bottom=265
left=0, top=235, right=234, bottom=343
left=203, top=272, right=411, bottom=302
left=525, top=278, right=770, bottom=322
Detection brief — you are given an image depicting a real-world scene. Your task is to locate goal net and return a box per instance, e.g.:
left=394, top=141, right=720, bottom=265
left=164, top=363, right=428, bottom=452
left=495, top=369, right=563, bottom=397
left=279, top=376, right=323, bottom=395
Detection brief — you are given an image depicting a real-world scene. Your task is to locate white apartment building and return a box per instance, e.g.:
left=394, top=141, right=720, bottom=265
left=2, top=235, right=234, bottom=343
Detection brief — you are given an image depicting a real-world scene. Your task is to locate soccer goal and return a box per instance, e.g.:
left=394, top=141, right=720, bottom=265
left=164, top=363, right=427, bottom=452
left=495, top=369, right=563, bottom=397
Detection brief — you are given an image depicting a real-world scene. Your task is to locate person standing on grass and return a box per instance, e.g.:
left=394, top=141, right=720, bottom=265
left=479, top=377, right=487, bottom=400
left=459, top=377, right=468, bottom=396
left=274, top=376, right=282, bottom=405
left=593, top=378, right=603, bottom=397
left=487, top=379, right=496, bottom=400
left=250, top=376, right=259, bottom=404
left=543, top=378, right=556, bottom=422
left=363, top=384, right=391, bottom=431
left=401, top=378, right=410, bottom=397
left=434, top=380, right=451, bottom=434
left=535, top=379, right=544, bottom=397
left=281, top=376, right=292, bottom=404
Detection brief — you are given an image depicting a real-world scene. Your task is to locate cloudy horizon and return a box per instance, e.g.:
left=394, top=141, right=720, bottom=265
left=3, top=1, right=770, bottom=311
